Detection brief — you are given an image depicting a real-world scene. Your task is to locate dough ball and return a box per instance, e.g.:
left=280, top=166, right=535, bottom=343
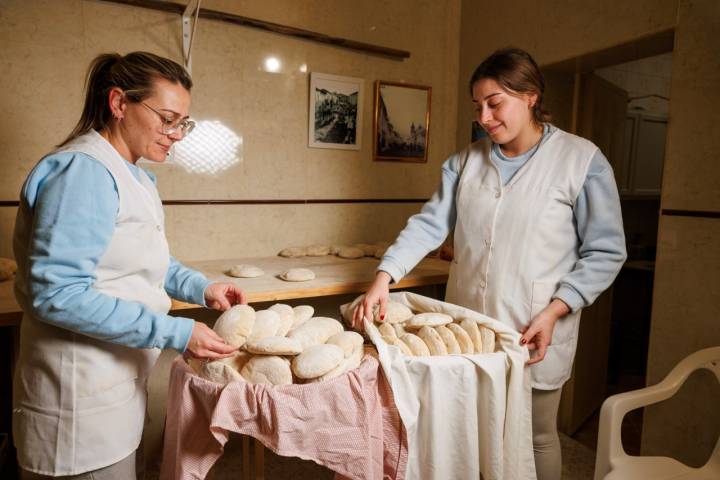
left=200, top=360, right=244, bottom=385
left=373, top=301, right=413, bottom=324
left=378, top=322, right=397, bottom=339
left=459, top=318, right=483, bottom=353
left=227, top=264, right=264, bottom=278
left=434, top=325, right=461, bottom=354
left=287, top=317, right=344, bottom=349
left=417, top=326, right=448, bottom=356
left=222, top=351, right=252, bottom=372
left=306, top=245, right=330, bottom=256
left=241, top=355, right=293, bottom=385
left=337, top=246, right=364, bottom=259
left=213, top=305, right=256, bottom=348
left=326, top=331, right=364, bottom=358
left=278, top=246, right=307, bottom=258
left=382, top=335, right=413, bottom=356
left=280, top=268, right=315, bottom=282
left=480, top=326, right=496, bottom=354
left=405, top=312, right=453, bottom=329
left=247, top=309, right=281, bottom=342
left=400, top=333, right=430, bottom=356
left=291, top=305, right=314, bottom=329
left=393, top=323, right=407, bottom=337
left=245, top=336, right=303, bottom=355
left=0, top=257, right=17, bottom=282
left=446, top=323, right=474, bottom=354
left=309, top=344, right=364, bottom=382
left=268, top=303, right=294, bottom=336
left=292, top=344, right=344, bottom=379
left=354, top=243, right=376, bottom=256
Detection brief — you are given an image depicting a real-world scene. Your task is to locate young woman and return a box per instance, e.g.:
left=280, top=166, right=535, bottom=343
left=353, top=47, right=627, bottom=480
left=13, top=52, right=244, bottom=479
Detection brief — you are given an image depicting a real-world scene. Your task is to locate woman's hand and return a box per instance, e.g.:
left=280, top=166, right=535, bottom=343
left=186, top=321, right=237, bottom=360
left=204, top=282, right=247, bottom=311
left=352, top=271, right=392, bottom=331
left=519, top=298, right=570, bottom=365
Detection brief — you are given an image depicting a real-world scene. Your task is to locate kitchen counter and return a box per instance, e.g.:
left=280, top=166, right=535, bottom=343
left=0, top=255, right=450, bottom=325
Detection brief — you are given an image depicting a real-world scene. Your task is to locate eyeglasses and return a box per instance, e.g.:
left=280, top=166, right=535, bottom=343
left=140, top=102, right=196, bottom=138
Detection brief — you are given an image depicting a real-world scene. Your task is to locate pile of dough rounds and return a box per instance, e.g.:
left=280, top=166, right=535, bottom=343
left=0, top=257, right=17, bottom=282
left=192, top=304, right=364, bottom=386
left=344, top=299, right=497, bottom=356
left=278, top=241, right=392, bottom=260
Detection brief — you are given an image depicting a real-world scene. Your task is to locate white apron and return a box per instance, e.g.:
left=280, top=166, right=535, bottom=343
left=13, top=130, right=172, bottom=475
left=446, top=128, right=597, bottom=389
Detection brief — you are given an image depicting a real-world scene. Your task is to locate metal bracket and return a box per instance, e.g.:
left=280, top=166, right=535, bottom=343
left=182, top=0, right=201, bottom=73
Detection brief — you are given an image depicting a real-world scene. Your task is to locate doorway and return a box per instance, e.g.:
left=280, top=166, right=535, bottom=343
left=543, top=31, right=673, bottom=456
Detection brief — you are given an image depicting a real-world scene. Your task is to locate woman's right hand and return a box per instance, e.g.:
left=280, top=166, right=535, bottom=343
left=186, top=321, right=238, bottom=360
left=352, top=271, right=392, bottom=331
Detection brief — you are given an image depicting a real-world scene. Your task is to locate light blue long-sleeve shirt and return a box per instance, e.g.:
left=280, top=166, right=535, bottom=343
left=13, top=151, right=211, bottom=352
left=379, top=124, right=627, bottom=313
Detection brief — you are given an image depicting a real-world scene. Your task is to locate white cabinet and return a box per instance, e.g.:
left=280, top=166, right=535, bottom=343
left=618, top=112, right=667, bottom=196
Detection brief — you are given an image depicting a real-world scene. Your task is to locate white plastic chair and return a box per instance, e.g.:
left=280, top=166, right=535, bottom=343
left=594, top=346, right=720, bottom=480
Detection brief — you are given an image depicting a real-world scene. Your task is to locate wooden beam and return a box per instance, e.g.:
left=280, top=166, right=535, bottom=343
left=99, top=0, right=411, bottom=60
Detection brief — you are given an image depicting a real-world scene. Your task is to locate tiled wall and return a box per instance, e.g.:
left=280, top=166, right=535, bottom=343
left=0, top=0, right=462, bottom=260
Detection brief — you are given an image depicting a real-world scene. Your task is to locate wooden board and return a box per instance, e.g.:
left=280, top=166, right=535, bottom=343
left=0, top=256, right=450, bottom=325
left=171, top=256, right=450, bottom=309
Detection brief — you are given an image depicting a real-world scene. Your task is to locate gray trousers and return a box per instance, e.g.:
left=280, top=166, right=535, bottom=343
left=532, top=388, right=563, bottom=480
left=21, top=451, right=137, bottom=480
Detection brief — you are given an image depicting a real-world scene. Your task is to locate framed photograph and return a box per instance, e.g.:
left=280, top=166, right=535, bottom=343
left=308, top=72, right=364, bottom=150
left=373, top=81, right=431, bottom=162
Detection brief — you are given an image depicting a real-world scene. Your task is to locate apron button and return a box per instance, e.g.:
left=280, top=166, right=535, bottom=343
left=479, top=280, right=487, bottom=288
left=494, top=191, right=501, bottom=198
left=156, top=225, right=162, bottom=231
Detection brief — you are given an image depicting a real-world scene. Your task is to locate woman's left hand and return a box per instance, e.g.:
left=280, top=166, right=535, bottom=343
left=519, top=298, right=570, bottom=365
left=204, top=283, right=247, bottom=311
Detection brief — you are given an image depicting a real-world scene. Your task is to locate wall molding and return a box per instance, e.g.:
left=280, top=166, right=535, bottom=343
left=0, top=198, right=428, bottom=207
left=662, top=209, right=720, bottom=219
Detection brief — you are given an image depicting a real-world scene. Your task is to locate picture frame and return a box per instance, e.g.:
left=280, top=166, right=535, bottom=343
left=373, top=80, right=432, bottom=162
left=308, top=72, right=364, bottom=150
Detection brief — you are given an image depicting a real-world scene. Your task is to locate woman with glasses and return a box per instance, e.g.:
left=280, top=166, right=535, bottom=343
left=12, top=51, right=243, bottom=479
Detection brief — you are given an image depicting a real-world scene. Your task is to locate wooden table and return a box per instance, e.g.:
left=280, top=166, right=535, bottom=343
left=1, top=255, right=450, bottom=322
left=170, top=255, right=450, bottom=310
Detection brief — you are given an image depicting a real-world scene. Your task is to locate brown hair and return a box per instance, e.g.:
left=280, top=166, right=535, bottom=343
left=469, top=47, right=550, bottom=125
left=59, top=51, right=193, bottom=147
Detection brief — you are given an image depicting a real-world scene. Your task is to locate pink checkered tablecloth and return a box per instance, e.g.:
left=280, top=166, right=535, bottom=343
left=160, top=353, right=407, bottom=479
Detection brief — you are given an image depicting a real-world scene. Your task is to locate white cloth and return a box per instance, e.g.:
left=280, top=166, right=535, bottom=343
left=13, top=131, right=169, bottom=475
left=344, top=292, right=536, bottom=480
left=447, top=130, right=596, bottom=389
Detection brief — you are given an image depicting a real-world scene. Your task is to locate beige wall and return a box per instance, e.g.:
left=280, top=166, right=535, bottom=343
left=0, top=0, right=462, bottom=260
left=456, top=0, right=677, bottom=149
left=642, top=0, right=720, bottom=465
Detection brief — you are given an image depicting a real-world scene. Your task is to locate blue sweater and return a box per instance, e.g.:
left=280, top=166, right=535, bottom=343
left=379, top=124, right=627, bottom=313
left=13, top=152, right=211, bottom=352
